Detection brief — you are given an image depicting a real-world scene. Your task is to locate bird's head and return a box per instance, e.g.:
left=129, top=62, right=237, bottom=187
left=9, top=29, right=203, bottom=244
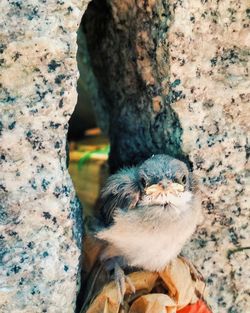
left=137, top=155, right=193, bottom=211
left=100, top=154, right=196, bottom=225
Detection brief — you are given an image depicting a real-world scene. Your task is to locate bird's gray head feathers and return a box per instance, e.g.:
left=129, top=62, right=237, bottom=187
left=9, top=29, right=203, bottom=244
left=138, top=154, right=192, bottom=190
left=99, top=154, right=194, bottom=225
left=99, top=166, right=140, bottom=225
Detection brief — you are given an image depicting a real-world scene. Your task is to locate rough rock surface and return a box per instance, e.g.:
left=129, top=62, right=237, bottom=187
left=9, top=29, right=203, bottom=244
left=1, top=0, right=249, bottom=312
left=83, top=0, right=250, bottom=312
left=0, top=1, right=89, bottom=312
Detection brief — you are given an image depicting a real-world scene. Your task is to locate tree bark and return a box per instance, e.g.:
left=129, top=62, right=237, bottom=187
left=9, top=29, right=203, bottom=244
left=83, top=0, right=186, bottom=173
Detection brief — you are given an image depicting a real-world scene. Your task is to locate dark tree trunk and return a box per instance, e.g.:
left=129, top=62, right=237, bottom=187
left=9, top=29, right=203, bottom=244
left=83, top=0, right=186, bottom=172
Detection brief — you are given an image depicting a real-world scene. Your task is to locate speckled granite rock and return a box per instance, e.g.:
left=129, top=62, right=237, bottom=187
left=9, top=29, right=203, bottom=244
left=0, top=1, right=90, bottom=312
left=168, top=2, right=249, bottom=312
left=1, top=0, right=249, bottom=312
left=83, top=1, right=250, bottom=312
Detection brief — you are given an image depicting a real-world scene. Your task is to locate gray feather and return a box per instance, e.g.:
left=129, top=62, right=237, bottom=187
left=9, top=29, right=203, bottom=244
left=98, top=166, right=141, bottom=226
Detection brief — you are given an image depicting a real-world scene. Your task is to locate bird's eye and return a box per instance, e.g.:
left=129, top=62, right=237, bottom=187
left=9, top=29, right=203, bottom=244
left=181, top=175, right=187, bottom=185
left=141, top=177, right=147, bottom=188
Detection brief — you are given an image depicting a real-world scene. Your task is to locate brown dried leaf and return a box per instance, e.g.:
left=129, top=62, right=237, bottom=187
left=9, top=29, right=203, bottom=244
left=129, top=294, right=176, bottom=313
left=86, top=272, right=158, bottom=313
left=83, top=235, right=105, bottom=275
left=86, top=293, right=119, bottom=313
left=159, top=258, right=199, bottom=309
left=126, top=272, right=159, bottom=293
left=85, top=258, right=206, bottom=313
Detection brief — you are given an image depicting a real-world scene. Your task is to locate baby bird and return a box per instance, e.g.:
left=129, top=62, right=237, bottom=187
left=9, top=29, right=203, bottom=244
left=83, top=154, right=202, bottom=308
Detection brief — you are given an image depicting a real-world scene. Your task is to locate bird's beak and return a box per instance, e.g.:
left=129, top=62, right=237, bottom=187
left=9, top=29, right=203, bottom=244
left=145, top=181, right=184, bottom=195
left=145, top=184, right=162, bottom=195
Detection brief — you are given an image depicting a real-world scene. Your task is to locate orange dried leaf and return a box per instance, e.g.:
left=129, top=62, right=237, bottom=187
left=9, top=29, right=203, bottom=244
left=177, top=300, right=212, bottom=313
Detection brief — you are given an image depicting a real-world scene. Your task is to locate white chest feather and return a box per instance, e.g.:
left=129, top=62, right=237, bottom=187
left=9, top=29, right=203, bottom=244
left=97, top=192, right=202, bottom=271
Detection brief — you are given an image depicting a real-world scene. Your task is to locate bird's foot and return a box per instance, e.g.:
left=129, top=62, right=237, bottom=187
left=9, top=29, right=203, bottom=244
left=114, top=262, right=135, bottom=304
left=103, top=257, right=135, bottom=304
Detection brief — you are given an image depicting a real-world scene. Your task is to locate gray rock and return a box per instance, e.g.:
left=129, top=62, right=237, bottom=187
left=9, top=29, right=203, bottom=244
left=0, top=1, right=90, bottom=312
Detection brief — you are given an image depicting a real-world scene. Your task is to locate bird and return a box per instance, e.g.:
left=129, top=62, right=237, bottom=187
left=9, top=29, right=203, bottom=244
left=81, top=154, right=202, bottom=310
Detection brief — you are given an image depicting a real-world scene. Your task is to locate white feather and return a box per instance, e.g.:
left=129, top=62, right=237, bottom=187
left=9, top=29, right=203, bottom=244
left=97, top=191, right=201, bottom=271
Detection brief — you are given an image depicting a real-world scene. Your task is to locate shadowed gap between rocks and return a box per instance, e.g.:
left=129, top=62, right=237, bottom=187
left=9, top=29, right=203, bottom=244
left=75, top=0, right=192, bottom=311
